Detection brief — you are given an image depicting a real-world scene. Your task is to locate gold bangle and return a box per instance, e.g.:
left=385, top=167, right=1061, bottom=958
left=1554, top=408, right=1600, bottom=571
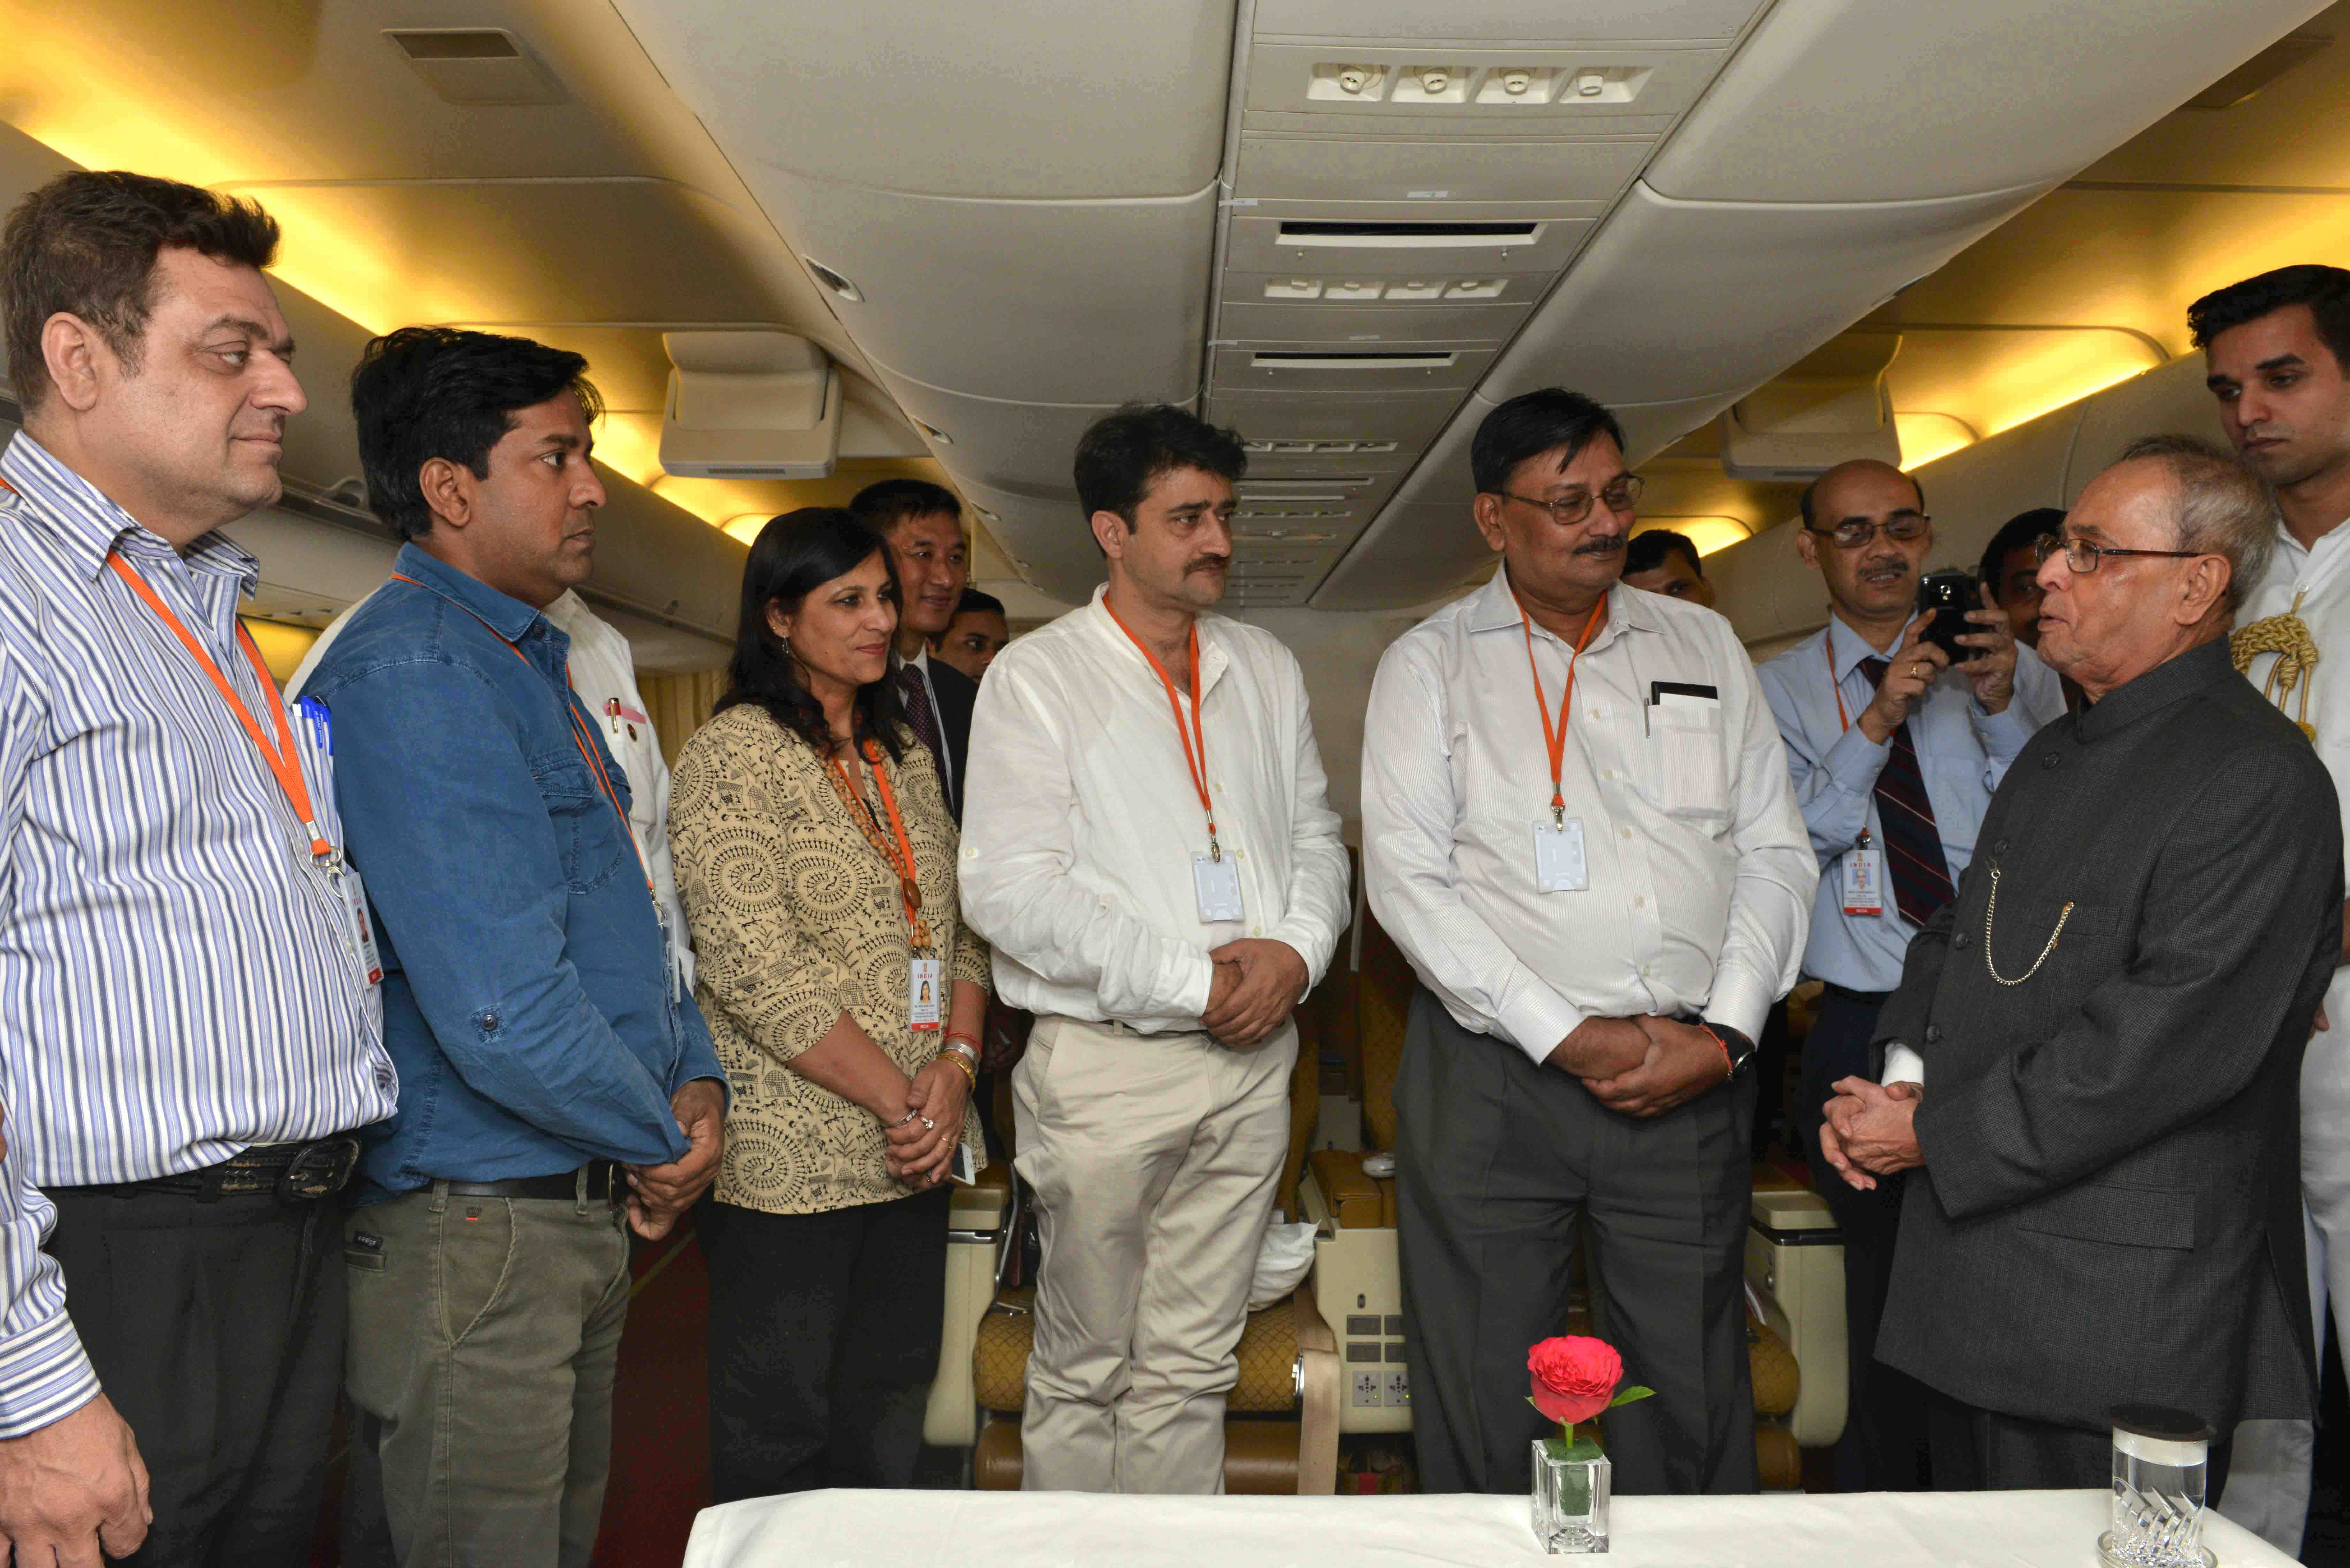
left=935, top=1051, right=977, bottom=1090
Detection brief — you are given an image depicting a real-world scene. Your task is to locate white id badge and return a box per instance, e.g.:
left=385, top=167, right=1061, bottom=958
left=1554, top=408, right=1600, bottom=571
left=336, top=864, right=385, bottom=986
left=908, top=957, right=944, bottom=1031
left=1839, top=847, right=1885, bottom=916
left=1532, top=818, right=1589, bottom=893
left=1193, top=852, right=1246, bottom=922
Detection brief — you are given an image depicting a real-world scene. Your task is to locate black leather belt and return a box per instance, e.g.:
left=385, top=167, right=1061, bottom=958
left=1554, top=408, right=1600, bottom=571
left=1818, top=981, right=1894, bottom=1008
left=83, top=1136, right=361, bottom=1203
left=439, top=1162, right=627, bottom=1206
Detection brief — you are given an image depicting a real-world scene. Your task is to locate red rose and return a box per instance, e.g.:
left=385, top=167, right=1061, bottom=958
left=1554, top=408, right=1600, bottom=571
left=1528, top=1335, right=1623, bottom=1426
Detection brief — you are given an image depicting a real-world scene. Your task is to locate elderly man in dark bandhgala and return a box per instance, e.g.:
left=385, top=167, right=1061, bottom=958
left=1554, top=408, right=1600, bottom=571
left=1821, top=435, right=2339, bottom=1491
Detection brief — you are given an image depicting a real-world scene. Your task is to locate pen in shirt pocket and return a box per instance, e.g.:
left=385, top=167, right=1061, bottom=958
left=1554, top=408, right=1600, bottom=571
left=297, top=694, right=331, bottom=756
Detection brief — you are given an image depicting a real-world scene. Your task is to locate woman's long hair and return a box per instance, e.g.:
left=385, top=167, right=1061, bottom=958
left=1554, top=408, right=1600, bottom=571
left=717, top=507, right=907, bottom=763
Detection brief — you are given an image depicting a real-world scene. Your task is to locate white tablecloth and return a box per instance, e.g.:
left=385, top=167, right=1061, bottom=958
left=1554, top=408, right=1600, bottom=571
left=682, top=1488, right=2300, bottom=1568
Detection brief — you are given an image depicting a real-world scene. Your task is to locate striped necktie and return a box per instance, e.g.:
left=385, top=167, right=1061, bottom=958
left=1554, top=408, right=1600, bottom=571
left=1858, top=656, right=1957, bottom=926
left=896, top=662, right=952, bottom=811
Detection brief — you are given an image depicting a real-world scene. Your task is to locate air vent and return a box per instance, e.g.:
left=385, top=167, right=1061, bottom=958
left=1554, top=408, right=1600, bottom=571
left=1248, top=352, right=1455, bottom=370
left=382, top=29, right=563, bottom=105
left=1233, top=530, right=1335, bottom=543
left=1276, top=221, right=1539, bottom=243
left=1261, top=278, right=1508, bottom=302
left=803, top=259, right=864, bottom=303
left=1242, top=440, right=1400, bottom=455
left=912, top=419, right=952, bottom=445
left=1242, top=475, right=1375, bottom=490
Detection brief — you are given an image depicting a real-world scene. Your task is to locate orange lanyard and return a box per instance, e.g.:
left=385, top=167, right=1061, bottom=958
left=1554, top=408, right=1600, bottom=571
left=389, top=574, right=650, bottom=894
left=823, top=740, right=933, bottom=951
left=1514, top=587, right=1606, bottom=826
left=1103, top=602, right=1221, bottom=859
left=106, top=550, right=336, bottom=865
left=1828, top=636, right=1853, bottom=732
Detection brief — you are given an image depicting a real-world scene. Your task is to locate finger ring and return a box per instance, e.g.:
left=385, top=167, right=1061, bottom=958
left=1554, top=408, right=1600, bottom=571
left=921, top=1116, right=935, bottom=1131
left=1914, top=662, right=1928, bottom=678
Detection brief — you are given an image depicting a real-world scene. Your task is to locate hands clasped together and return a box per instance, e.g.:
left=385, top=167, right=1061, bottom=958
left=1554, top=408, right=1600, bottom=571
left=1816, top=1076, right=1925, bottom=1190
left=1204, top=938, right=1310, bottom=1048
left=883, top=1054, right=973, bottom=1191
left=1546, top=1015, right=1729, bottom=1118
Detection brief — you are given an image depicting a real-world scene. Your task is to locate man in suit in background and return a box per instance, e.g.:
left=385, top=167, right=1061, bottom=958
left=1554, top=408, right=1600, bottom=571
left=852, top=478, right=977, bottom=821
left=1822, top=436, right=2338, bottom=1490
left=1620, top=527, right=1717, bottom=607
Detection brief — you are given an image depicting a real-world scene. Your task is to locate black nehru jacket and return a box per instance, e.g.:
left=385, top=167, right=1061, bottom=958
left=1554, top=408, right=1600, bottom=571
left=1873, top=637, right=2340, bottom=1435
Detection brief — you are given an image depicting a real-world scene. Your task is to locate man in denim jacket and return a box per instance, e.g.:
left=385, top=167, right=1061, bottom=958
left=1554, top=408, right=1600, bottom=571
left=306, top=326, right=725, bottom=1568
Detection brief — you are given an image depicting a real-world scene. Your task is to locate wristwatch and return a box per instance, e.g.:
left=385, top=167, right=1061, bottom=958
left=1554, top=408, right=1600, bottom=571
left=1703, top=1022, right=1758, bottom=1077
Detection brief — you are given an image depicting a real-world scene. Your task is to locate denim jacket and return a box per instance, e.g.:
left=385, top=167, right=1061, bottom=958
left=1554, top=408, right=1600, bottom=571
left=307, top=545, right=724, bottom=1197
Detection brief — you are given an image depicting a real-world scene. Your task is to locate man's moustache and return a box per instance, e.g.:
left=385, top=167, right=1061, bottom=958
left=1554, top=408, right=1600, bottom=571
left=1574, top=539, right=1626, bottom=558
left=1189, top=557, right=1231, bottom=573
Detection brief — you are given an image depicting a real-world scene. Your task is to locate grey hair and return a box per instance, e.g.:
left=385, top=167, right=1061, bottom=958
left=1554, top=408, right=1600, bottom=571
left=2115, top=433, right=2275, bottom=615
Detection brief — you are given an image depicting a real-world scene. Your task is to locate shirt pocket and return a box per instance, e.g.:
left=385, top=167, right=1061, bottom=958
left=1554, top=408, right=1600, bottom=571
left=531, top=747, right=626, bottom=895
left=1638, top=698, right=1730, bottom=823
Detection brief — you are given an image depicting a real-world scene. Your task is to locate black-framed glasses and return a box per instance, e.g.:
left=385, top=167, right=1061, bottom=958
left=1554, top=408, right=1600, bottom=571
left=2032, top=532, right=2204, bottom=575
left=1497, top=474, right=1644, bottom=527
left=1803, top=512, right=1931, bottom=550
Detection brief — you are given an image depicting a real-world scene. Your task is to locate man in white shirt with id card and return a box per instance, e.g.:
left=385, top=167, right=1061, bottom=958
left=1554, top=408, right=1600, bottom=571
left=959, top=404, right=1350, bottom=1495
left=1755, top=457, right=2061, bottom=1493
left=1362, top=388, right=1813, bottom=1497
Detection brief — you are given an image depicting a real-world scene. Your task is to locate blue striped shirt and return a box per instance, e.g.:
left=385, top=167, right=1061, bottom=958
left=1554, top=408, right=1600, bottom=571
left=0, top=433, right=397, bottom=1437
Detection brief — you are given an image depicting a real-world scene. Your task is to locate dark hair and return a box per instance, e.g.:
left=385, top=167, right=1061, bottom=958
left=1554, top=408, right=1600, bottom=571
left=351, top=327, right=605, bottom=541
left=1977, top=507, right=2065, bottom=591
left=2187, top=264, right=2350, bottom=370
left=850, top=478, right=961, bottom=536
left=1074, top=403, right=1247, bottom=530
left=717, top=508, right=907, bottom=762
left=1470, top=388, right=1626, bottom=496
left=2, top=171, right=280, bottom=416
left=1625, top=529, right=1702, bottom=578
left=952, top=587, right=1007, bottom=619
left=1797, top=464, right=1926, bottom=529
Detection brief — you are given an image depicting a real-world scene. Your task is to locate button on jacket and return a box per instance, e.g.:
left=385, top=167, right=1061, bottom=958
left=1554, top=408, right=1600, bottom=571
left=306, top=545, right=724, bottom=1197
left=1758, top=615, right=2065, bottom=994
left=1363, top=570, right=1814, bottom=1057
left=959, top=586, right=1350, bottom=1032
left=0, top=433, right=396, bottom=1435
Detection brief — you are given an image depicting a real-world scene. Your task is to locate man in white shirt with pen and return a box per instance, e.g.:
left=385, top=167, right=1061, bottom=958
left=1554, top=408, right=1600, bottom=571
left=1756, top=457, right=2062, bottom=1493
left=959, top=404, right=1350, bottom=1495
left=1363, top=388, right=1813, bottom=1496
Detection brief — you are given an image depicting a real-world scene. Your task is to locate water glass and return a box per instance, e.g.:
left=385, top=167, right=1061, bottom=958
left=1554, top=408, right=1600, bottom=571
left=2100, top=1406, right=2215, bottom=1568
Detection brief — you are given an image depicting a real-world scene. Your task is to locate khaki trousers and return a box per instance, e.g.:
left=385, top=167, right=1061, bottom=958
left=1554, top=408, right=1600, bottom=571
left=1012, top=1014, right=1297, bottom=1494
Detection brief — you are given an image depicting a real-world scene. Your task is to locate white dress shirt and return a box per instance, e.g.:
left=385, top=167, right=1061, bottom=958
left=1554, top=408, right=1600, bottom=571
left=291, top=586, right=693, bottom=988
left=1758, top=614, right=2065, bottom=995
left=959, top=586, right=1351, bottom=1031
left=2240, top=513, right=2350, bottom=853
left=1362, top=569, right=1814, bottom=1060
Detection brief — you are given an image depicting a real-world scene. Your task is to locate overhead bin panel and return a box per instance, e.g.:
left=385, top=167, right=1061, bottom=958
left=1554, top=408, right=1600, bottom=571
left=1642, top=0, right=2331, bottom=203
left=1235, top=135, right=1652, bottom=204
left=1479, top=180, right=2053, bottom=408
left=606, top=0, right=1234, bottom=199
left=1225, top=212, right=1589, bottom=276
left=1242, top=46, right=1726, bottom=139
left=746, top=168, right=1215, bottom=405
left=949, top=476, right=1102, bottom=606
left=868, top=367, right=1149, bottom=498
left=1204, top=389, right=1461, bottom=450
left=1217, top=299, right=1530, bottom=345
left=1209, top=345, right=1496, bottom=395
left=2063, top=354, right=2229, bottom=500
left=1252, top=0, right=1760, bottom=43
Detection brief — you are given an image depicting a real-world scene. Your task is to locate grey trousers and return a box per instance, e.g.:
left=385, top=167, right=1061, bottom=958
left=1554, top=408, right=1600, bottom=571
left=1394, top=987, right=1758, bottom=1496
left=343, top=1180, right=632, bottom=1568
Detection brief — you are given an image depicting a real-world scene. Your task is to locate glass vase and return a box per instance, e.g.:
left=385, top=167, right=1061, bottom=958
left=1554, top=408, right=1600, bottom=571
left=1531, top=1436, right=1611, bottom=1554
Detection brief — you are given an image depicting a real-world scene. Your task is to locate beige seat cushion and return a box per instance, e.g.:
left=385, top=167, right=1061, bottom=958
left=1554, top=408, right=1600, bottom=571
left=974, top=1289, right=1301, bottom=1415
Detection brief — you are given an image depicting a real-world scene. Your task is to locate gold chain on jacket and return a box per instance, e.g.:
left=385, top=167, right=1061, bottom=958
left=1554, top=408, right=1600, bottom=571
left=1983, top=867, right=2073, bottom=987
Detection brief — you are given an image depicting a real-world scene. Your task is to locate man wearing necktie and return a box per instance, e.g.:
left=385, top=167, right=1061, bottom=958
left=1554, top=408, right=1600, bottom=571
left=852, top=479, right=978, bottom=823
left=1758, top=458, right=2066, bottom=1490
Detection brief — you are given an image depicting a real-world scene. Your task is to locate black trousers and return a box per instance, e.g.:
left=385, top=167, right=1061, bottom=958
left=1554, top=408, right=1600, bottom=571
left=1798, top=986, right=1933, bottom=1491
left=46, top=1186, right=345, bottom=1568
left=1394, top=987, right=1758, bottom=1496
left=700, top=1188, right=950, bottom=1502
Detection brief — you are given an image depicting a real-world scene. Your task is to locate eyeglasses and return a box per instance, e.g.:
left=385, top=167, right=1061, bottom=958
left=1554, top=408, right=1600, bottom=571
left=1496, top=474, right=1644, bottom=527
left=1803, top=512, right=1931, bottom=550
left=2032, top=533, right=2205, bottom=575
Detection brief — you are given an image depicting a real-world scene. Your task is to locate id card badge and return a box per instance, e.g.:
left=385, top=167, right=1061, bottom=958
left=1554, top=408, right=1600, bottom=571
left=1532, top=818, right=1589, bottom=893
left=335, top=864, right=385, bottom=987
left=1193, top=851, right=1245, bottom=923
left=908, top=957, right=944, bottom=1031
left=1840, top=846, right=1885, bottom=916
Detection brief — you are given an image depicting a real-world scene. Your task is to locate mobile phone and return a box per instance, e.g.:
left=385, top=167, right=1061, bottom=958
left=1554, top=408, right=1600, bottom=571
left=1915, top=569, right=1976, bottom=663
left=951, top=1142, right=979, bottom=1186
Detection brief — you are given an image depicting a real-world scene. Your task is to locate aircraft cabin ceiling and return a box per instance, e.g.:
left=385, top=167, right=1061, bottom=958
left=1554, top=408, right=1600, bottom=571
left=0, top=0, right=2331, bottom=633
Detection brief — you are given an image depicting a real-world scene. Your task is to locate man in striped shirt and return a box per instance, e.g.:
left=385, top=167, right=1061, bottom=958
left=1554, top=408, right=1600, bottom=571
left=0, top=173, right=396, bottom=1565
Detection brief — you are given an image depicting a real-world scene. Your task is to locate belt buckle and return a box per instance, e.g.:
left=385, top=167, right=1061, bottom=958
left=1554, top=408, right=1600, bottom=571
left=276, top=1136, right=360, bottom=1202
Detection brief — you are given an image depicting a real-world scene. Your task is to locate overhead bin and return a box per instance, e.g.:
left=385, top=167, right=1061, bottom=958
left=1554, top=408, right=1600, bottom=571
left=1641, top=0, right=2331, bottom=203
left=1235, top=134, right=1653, bottom=204
left=1478, top=180, right=2053, bottom=408
left=2063, top=354, right=2229, bottom=500
left=605, top=0, right=1233, bottom=200
left=867, top=366, right=1154, bottom=498
left=1209, top=344, right=1496, bottom=394
left=1204, top=389, right=1461, bottom=451
left=944, top=475, right=1102, bottom=606
left=1224, top=211, right=1591, bottom=276
left=1250, top=0, right=1760, bottom=45
left=743, top=167, right=1215, bottom=405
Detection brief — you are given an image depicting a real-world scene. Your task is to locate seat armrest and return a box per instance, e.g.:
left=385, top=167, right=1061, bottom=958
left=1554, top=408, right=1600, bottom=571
left=1291, top=1287, right=1340, bottom=1495
left=1307, top=1150, right=1383, bottom=1229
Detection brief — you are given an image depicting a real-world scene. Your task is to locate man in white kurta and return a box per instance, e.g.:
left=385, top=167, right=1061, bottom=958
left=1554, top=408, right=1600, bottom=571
left=2196, top=265, right=2350, bottom=1555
